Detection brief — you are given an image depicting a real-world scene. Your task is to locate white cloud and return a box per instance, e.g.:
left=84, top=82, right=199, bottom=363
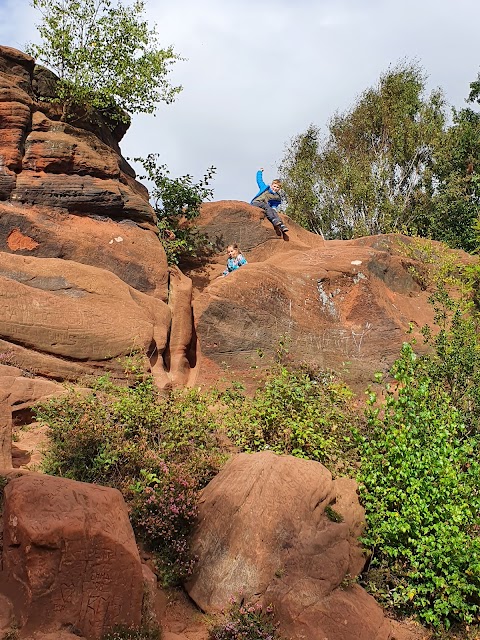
left=0, top=0, right=479, bottom=202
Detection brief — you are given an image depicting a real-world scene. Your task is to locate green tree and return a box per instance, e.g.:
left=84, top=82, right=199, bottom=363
left=280, top=61, right=446, bottom=239
left=134, top=154, right=216, bottom=264
left=27, top=0, right=182, bottom=121
left=426, top=89, right=480, bottom=252
left=278, top=124, right=323, bottom=233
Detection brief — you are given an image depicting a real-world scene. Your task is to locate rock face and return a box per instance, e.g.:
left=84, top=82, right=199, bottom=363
left=186, top=451, right=395, bottom=640
left=1, top=473, right=144, bottom=638
left=188, top=201, right=459, bottom=389
left=0, top=44, right=469, bottom=398
left=0, top=365, right=62, bottom=469
left=0, top=46, right=194, bottom=388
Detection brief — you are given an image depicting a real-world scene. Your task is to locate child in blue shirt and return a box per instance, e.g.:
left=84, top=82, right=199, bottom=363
left=250, top=168, right=288, bottom=235
left=222, top=244, right=247, bottom=276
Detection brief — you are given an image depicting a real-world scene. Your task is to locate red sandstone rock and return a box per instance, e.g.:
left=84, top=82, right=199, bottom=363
left=0, top=375, right=62, bottom=469
left=0, top=46, right=191, bottom=385
left=0, top=46, right=154, bottom=228
left=186, top=451, right=399, bottom=640
left=24, top=112, right=122, bottom=179
left=167, top=267, right=195, bottom=386
left=0, top=593, right=14, bottom=636
left=2, top=473, right=144, bottom=638
left=7, top=227, right=39, bottom=250
left=0, top=201, right=168, bottom=299
left=0, top=252, right=171, bottom=377
left=189, top=201, right=465, bottom=389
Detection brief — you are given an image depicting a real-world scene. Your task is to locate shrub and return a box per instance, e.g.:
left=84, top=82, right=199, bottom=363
left=36, top=375, right=227, bottom=585
left=224, top=365, right=362, bottom=474
left=134, top=153, right=216, bottom=265
left=420, top=284, right=480, bottom=434
left=358, top=342, right=480, bottom=629
left=37, top=376, right=225, bottom=490
left=129, top=466, right=198, bottom=586
left=209, top=600, right=284, bottom=640
left=36, top=365, right=362, bottom=584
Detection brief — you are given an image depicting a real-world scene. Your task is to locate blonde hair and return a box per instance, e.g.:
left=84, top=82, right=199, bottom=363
left=271, top=179, right=282, bottom=187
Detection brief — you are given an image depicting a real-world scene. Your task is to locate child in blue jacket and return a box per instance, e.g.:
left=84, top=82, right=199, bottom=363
left=250, top=168, right=288, bottom=235
left=222, top=244, right=247, bottom=276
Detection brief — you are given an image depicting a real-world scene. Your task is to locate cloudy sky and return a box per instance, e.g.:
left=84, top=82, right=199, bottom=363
left=0, top=0, right=479, bottom=201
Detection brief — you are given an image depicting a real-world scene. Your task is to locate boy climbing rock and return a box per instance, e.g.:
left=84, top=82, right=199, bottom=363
left=250, top=168, right=289, bottom=236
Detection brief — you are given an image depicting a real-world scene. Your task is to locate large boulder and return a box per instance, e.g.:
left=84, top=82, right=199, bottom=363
left=189, top=201, right=470, bottom=389
left=186, top=451, right=399, bottom=640
left=0, top=370, right=62, bottom=469
left=1, top=473, right=144, bottom=638
left=0, top=47, right=154, bottom=229
left=0, top=252, right=171, bottom=382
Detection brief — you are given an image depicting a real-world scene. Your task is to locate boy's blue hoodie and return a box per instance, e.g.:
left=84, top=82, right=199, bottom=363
left=250, top=170, right=281, bottom=208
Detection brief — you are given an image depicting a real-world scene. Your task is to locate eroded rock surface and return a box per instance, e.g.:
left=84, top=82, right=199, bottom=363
left=188, top=201, right=465, bottom=388
left=186, top=451, right=424, bottom=640
left=0, top=370, right=62, bottom=469
left=0, top=46, right=192, bottom=387
left=1, top=473, right=143, bottom=639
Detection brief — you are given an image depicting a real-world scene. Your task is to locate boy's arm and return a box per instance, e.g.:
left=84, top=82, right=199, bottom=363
left=256, top=168, right=268, bottom=190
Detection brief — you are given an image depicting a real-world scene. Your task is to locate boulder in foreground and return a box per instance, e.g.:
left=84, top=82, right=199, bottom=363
left=1, top=472, right=144, bottom=638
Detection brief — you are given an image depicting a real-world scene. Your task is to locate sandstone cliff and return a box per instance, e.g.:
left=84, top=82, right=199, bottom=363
left=0, top=45, right=193, bottom=390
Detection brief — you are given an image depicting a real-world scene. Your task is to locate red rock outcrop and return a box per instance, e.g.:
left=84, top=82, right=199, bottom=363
left=0, top=365, right=62, bottom=469
left=188, top=201, right=468, bottom=389
left=186, top=451, right=418, bottom=640
left=0, top=46, right=193, bottom=389
left=1, top=472, right=144, bottom=638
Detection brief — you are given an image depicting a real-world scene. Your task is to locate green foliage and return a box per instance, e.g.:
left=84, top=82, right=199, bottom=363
left=134, top=153, right=216, bottom=264
left=224, top=365, right=362, bottom=474
left=37, top=376, right=225, bottom=489
left=280, top=60, right=446, bottom=239
left=27, top=0, right=182, bottom=121
left=36, top=376, right=226, bottom=585
left=427, top=106, right=480, bottom=252
left=35, top=359, right=364, bottom=581
left=324, top=505, right=344, bottom=523
left=468, top=71, right=480, bottom=106
left=130, top=468, right=198, bottom=586
left=420, top=282, right=480, bottom=435
left=396, top=236, right=465, bottom=291
left=279, top=124, right=323, bottom=233
left=358, top=342, right=480, bottom=629
left=209, top=601, right=284, bottom=640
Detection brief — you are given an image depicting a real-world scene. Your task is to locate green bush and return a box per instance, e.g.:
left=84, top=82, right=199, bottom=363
left=36, top=365, right=362, bottom=583
left=421, top=284, right=480, bottom=433
left=37, top=376, right=225, bottom=490
left=224, top=365, right=362, bottom=474
left=129, top=466, right=198, bottom=586
left=358, top=342, right=480, bottom=629
left=134, top=153, right=216, bottom=265
left=36, top=375, right=227, bottom=585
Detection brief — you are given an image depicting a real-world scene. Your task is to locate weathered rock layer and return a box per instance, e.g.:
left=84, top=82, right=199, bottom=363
left=0, top=46, right=193, bottom=390
left=188, top=200, right=465, bottom=389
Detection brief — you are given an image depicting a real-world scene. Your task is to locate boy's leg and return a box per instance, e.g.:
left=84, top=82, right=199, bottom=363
left=252, top=201, right=282, bottom=228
